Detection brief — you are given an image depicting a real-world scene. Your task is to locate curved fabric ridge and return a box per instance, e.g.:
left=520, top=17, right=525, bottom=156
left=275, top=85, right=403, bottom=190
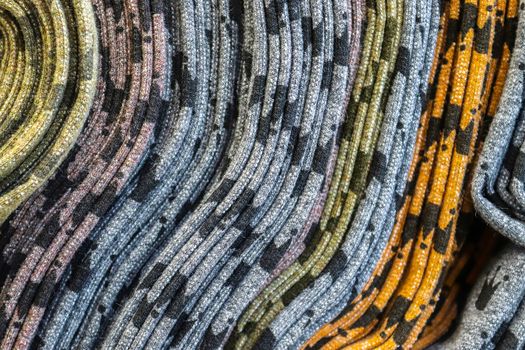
left=93, top=0, right=353, bottom=348
left=412, top=225, right=498, bottom=349
left=436, top=243, right=525, bottom=349
left=303, top=0, right=514, bottom=348
left=0, top=0, right=98, bottom=223
left=172, top=1, right=364, bottom=348
left=1, top=0, right=524, bottom=349
left=268, top=0, right=365, bottom=285
left=433, top=1, right=525, bottom=348
left=230, top=0, right=407, bottom=346
left=31, top=0, right=238, bottom=349
left=230, top=0, right=444, bottom=347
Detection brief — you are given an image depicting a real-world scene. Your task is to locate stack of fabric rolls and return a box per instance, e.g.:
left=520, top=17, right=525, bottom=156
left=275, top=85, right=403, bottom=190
left=0, top=0, right=525, bottom=349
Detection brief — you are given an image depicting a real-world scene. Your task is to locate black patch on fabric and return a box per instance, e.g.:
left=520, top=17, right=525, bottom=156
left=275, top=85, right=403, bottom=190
left=250, top=75, right=266, bottom=108
left=132, top=27, right=143, bottom=63
left=425, top=116, right=442, bottom=149
left=386, top=296, right=411, bottom=328
left=393, top=316, right=419, bottom=345
left=92, top=183, right=118, bottom=218
left=72, top=192, right=98, bottom=227
left=491, top=320, right=511, bottom=346
left=491, top=18, right=504, bottom=59
left=66, top=237, right=93, bottom=292
left=34, top=270, right=58, bottom=307
left=498, top=330, right=519, bottom=350
left=421, top=203, right=440, bottom=237
left=320, top=61, right=333, bottom=90
left=265, top=2, right=279, bottom=35
left=433, top=220, right=452, bottom=254
left=35, top=213, right=61, bottom=248
left=139, top=1, right=152, bottom=31
left=132, top=297, right=155, bottom=327
left=456, top=119, right=474, bottom=155
left=209, top=179, right=236, bottom=203
left=395, top=46, right=411, bottom=77
left=369, top=151, right=388, bottom=183
left=138, top=262, right=168, bottom=290
left=202, top=327, right=228, bottom=350
left=17, top=281, right=40, bottom=318
left=474, top=18, right=492, bottom=54
left=334, top=28, right=349, bottom=66
left=461, top=3, right=478, bottom=39
left=101, top=128, right=123, bottom=162
left=226, top=262, right=251, bottom=287
left=312, top=23, right=323, bottom=57
left=363, top=258, right=395, bottom=298
left=259, top=240, right=292, bottom=272
left=402, top=213, right=419, bottom=246
left=312, top=142, right=331, bottom=174
left=351, top=305, right=381, bottom=329
left=111, top=0, right=124, bottom=22
left=292, top=133, right=309, bottom=166
left=253, top=328, right=277, bottom=350
left=325, top=250, right=348, bottom=279
left=164, top=291, right=187, bottom=319
left=131, top=154, right=160, bottom=202
left=443, top=103, right=462, bottom=138
left=476, top=266, right=503, bottom=311
left=292, top=170, right=310, bottom=197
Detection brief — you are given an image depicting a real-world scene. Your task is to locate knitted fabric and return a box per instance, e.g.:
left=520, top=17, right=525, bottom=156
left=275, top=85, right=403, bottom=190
left=303, top=0, right=513, bottom=348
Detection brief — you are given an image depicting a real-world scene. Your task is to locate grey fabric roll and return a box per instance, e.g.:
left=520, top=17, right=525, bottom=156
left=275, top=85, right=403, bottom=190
left=170, top=2, right=362, bottom=349
left=471, top=0, right=525, bottom=248
left=171, top=1, right=364, bottom=349
left=436, top=243, right=525, bottom=350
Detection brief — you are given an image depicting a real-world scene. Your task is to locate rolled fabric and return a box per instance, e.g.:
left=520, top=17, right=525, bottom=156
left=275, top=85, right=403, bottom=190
left=432, top=1, right=525, bottom=348
left=172, top=1, right=365, bottom=349
left=413, top=227, right=499, bottom=350
left=496, top=292, right=525, bottom=349
left=231, top=0, right=444, bottom=348
left=0, top=0, right=98, bottom=223
left=0, top=0, right=102, bottom=347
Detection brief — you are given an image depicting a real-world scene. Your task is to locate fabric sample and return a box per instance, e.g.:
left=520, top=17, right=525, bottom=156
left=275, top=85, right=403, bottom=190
left=1, top=0, right=524, bottom=349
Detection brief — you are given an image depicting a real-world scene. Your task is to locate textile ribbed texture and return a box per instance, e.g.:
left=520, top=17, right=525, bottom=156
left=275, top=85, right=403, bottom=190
left=1, top=0, right=525, bottom=349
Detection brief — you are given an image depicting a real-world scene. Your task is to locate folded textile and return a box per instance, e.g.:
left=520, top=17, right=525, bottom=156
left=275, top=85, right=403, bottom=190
left=433, top=1, right=525, bottom=348
left=436, top=243, right=525, bottom=349
left=174, top=1, right=364, bottom=348
left=302, top=0, right=514, bottom=348
left=471, top=0, right=525, bottom=247
left=34, top=0, right=238, bottom=348
left=413, top=226, right=498, bottom=350
left=1, top=0, right=524, bottom=349
left=230, top=0, right=446, bottom=348
left=95, top=0, right=352, bottom=349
